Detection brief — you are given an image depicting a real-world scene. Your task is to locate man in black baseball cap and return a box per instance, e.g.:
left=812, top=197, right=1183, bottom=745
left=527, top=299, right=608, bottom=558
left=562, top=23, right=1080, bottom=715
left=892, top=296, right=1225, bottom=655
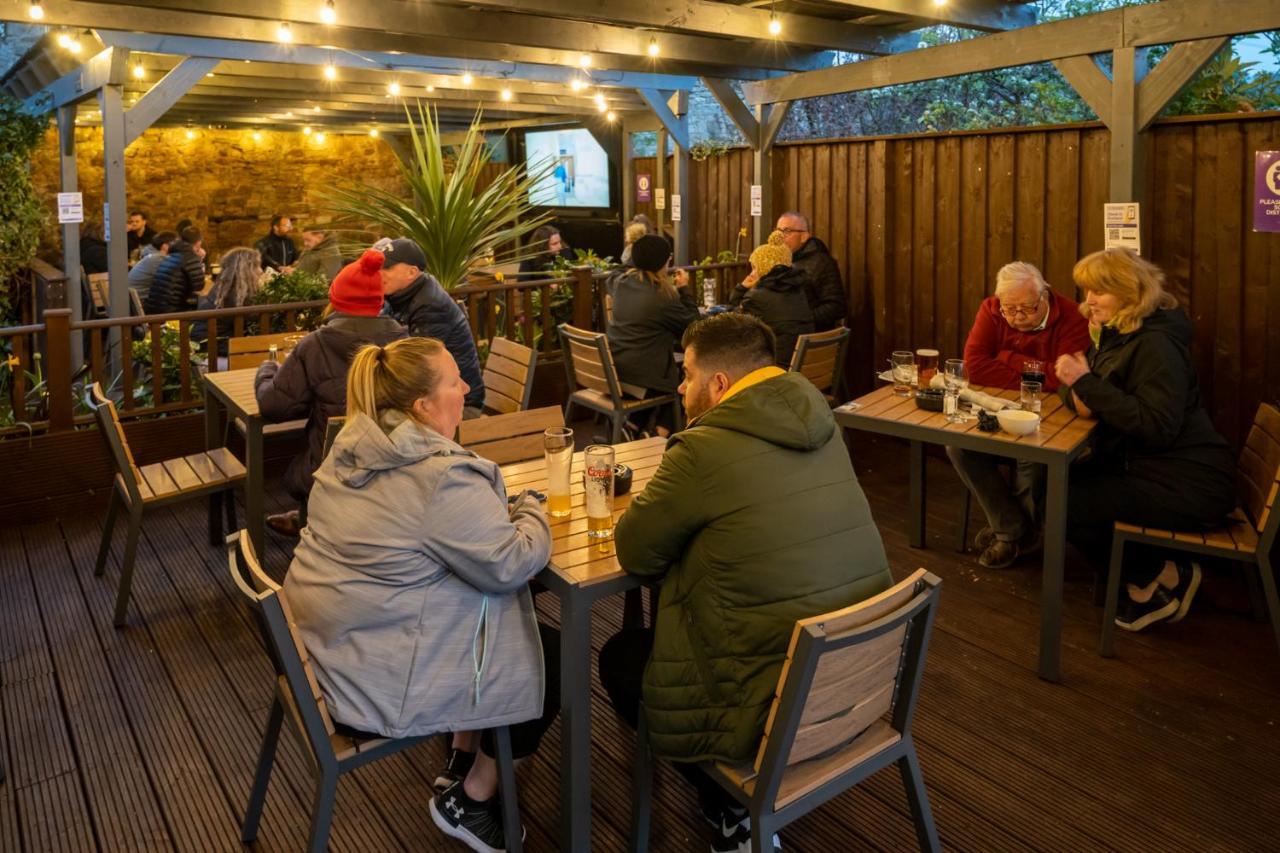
left=380, top=238, right=485, bottom=416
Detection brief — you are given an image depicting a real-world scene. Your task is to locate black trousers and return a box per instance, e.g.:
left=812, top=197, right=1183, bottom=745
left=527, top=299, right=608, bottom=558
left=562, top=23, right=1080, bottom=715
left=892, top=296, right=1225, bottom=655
left=1067, top=457, right=1235, bottom=587
left=597, top=628, right=740, bottom=820
left=481, top=622, right=562, bottom=760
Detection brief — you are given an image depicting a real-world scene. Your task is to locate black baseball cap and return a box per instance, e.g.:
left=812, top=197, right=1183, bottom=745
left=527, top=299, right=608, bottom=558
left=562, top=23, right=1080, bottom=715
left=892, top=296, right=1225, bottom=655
left=382, top=238, right=427, bottom=271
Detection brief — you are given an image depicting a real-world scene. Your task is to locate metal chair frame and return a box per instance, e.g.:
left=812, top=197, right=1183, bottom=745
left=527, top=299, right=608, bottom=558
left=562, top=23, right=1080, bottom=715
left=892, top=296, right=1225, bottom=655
left=558, top=323, right=682, bottom=444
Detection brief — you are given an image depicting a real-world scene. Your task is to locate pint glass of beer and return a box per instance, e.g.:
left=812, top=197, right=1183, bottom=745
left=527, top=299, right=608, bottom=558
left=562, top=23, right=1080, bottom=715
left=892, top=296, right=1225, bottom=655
left=543, top=427, right=574, bottom=518
left=583, top=445, right=616, bottom=539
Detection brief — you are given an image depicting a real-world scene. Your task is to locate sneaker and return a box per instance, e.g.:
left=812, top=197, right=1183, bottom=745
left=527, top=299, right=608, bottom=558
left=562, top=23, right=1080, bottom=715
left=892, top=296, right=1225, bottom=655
left=1165, top=560, right=1202, bottom=624
left=266, top=510, right=302, bottom=538
left=709, top=812, right=749, bottom=853
left=430, top=780, right=523, bottom=853
left=977, top=530, right=1042, bottom=569
left=1115, top=586, right=1181, bottom=632
left=434, top=747, right=476, bottom=793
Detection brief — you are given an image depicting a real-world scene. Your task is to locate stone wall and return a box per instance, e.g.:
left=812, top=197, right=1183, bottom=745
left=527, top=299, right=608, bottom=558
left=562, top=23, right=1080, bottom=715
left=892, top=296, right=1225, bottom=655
left=29, top=125, right=408, bottom=261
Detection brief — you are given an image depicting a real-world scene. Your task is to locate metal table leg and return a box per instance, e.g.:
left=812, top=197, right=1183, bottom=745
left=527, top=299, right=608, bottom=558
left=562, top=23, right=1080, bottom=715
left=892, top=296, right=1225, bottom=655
left=908, top=439, right=926, bottom=548
left=558, top=589, right=593, bottom=852
left=1039, top=459, right=1068, bottom=682
left=245, top=417, right=265, bottom=561
left=205, top=393, right=223, bottom=546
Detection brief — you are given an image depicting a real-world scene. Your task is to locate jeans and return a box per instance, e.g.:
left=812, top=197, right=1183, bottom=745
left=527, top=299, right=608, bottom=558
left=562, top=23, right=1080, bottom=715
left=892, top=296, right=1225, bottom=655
left=598, top=628, right=742, bottom=821
left=947, top=447, right=1045, bottom=542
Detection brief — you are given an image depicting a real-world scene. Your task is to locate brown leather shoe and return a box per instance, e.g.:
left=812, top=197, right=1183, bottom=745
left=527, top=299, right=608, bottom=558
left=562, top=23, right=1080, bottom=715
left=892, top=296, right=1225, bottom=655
left=266, top=510, right=302, bottom=538
left=978, top=530, right=1042, bottom=569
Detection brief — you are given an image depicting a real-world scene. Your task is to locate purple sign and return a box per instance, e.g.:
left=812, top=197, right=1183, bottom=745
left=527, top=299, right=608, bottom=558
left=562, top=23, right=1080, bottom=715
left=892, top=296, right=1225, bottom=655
left=636, top=173, right=652, bottom=203
left=1256, top=151, right=1280, bottom=233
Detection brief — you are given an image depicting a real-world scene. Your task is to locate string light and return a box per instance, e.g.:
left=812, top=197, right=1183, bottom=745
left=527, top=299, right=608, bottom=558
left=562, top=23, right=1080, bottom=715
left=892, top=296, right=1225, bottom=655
left=56, top=31, right=72, bottom=49
left=578, top=54, right=592, bottom=68
left=313, top=104, right=321, bottom=112
left=768, top=15, right=781, bottom=37
left=369, top=127, right=379, bottom=137
left=647, top=37, right=659, bottom=57
left=426, top=84, right=435, bottom=92
left=593, top=92, right=606, bottom=108
left=388, top=81, right=401, bottom=96
left=606, top=110, right=617, bottom=122
left=28, top=0, right=44, bottom=20
left=252, top=131, right=262, bottom=141
left=323, top=62, right=337, bottom=80
left=303, top=125, right=312, bottom=135
left=320, top=0, right=336, bottom=24
left=500, top=88, right=512, bottom=102
left=933, top=0, right=948, bottom=5
left=314, top=132, right=327, bottom=143
left=276, top=22, right=292, bottom=43
left=569, top=78, right=586, bottom=92
left=133, top=61, right=145, bottom=79
left=185, top=128, right=195, bottom=140
left=461, top=72, right=473, bottom=85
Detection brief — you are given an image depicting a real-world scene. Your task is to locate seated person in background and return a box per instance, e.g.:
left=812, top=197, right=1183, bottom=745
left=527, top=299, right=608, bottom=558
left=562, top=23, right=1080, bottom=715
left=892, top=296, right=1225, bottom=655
left=948, top=261, right=1092, bottom=569
left=517, top=224, right=574, bottom=277
left=630, top=212, right=656, bottom=235
left=606, top=234, right=699, bottom=396
left=283, top=336, right=557, bottom=853
left=294, top=225, right=344, bottom=282
left=618, top=221, right=647, bottom=266
left=1057, top=248, right=1234, bottom=632
left=145, top=226, right=206, bottom=315
left=599, top=312, right=893, bottom=853
left=79, top=222, right=109, bottom=274
left=729, top=230, right=814, bottom=367
left=193, top=247, right=263, bottom=354
left=381, top=238, right=485, bottom=418
left=776, top=211, right=847, bottom=331
left=126, top=210, right=156, bottom=260
left=255, top=214, right=299, bottom=273
left=127, top=230, right=177, bottom=303
left=254, top=249, right=407, bottom=536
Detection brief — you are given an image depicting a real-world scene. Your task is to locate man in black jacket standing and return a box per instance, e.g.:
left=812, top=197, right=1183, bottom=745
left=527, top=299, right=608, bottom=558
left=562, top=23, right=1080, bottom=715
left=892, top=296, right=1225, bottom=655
left=380, top=239, right=486, bottom=417
left=145, top=226, right=206, bottom=315
left=776, top=211, right=847, bottom=331
left=255, top=214, right=299, bottom=272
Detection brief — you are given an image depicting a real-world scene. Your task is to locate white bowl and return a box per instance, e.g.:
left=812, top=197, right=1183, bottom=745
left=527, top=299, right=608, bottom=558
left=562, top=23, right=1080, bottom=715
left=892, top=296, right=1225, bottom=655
left=997, top=409, right=1040, bottom=436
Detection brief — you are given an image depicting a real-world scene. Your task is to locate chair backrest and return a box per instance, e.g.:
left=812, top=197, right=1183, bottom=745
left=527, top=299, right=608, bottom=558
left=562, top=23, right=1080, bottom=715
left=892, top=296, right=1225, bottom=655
left=87, top=272, right=110, bottom=313
left=1239, top=403, right=1280, bottom=541
left=483, top=336, right=539, bottom=414
left=130, top=288, right=146, bottom=317
left=89, top=382, right=144, bottom=506
left=558, top=323, right=624, bottom=406
left=228, top=331, right=305, bottom=370
left=227, top=532, right=339, bottom=770
left=788, top=327, right=850, bottom=397
left=751, top=569, right=941, bottom=803
left=458, top=406, right=564, bottom=465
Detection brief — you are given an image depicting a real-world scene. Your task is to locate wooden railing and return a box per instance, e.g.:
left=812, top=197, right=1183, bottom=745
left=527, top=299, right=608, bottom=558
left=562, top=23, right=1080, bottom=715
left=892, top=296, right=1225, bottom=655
left=673, top=260, right=752, bottom=304
left=454, top=266, right=599, bottom=353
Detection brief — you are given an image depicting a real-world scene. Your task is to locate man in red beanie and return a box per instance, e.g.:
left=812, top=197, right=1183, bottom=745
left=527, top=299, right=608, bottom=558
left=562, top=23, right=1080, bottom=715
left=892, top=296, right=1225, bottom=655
left=255, top=249, right=407, bottom=536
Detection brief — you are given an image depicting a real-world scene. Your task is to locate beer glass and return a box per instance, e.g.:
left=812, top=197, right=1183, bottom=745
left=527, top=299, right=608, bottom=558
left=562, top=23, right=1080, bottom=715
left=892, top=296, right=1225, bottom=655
left=583, top=445, right=616, bottom=539
left=943, top=359, right=969, bottom=423
left=543, top=427, right=574, bottom=518
left=915, top=348, right=940, bottom=388
left=1022, top=359, right=1046, bottom=386
left=891, top=351, right=916, bottom=397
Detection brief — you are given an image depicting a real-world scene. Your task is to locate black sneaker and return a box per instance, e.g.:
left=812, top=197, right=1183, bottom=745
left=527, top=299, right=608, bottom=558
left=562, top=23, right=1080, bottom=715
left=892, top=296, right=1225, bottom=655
left=1115, top=586, right=1181, bottom=632
left=430, top=780, right=523, bottom=853
left=1166, top=560, right=1202, bottom=624
left=434, top=747, right=476, bottom=793
left=709, top=812, right=749, bottom=853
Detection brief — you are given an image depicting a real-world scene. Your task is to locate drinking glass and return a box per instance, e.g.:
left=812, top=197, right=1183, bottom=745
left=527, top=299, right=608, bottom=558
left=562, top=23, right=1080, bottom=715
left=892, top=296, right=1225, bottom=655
left=1020, top=380, right=1043, bottom=414
left=1022, top=359, right=1046, bottom=386
left=915, top=348, right=940, bottom=388
left=943, top=359, right=970, bottom=422
left=702, top=276, right=718, bottom=309
left=543, top=427, right=574, bottom=518
left=891, top=351, right=917, bottom=397
left=583, top=445, right=616, bottom=539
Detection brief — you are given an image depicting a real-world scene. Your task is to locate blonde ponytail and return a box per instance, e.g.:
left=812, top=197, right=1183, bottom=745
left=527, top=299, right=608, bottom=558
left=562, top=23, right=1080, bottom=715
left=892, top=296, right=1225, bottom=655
left=344, top=337, right=446, bottom=428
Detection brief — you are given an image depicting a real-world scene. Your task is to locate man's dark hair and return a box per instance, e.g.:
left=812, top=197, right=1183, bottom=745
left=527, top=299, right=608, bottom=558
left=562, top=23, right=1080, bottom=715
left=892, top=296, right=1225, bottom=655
left=180, top=226, right=202, bottom=245
left=151, top=230, right=178, bottom=250
left=681, top=312, right=776, bottom=376
left=129, top=210, right=148, bottom=220
left=270, top=214, right=290, bottom=227
left=175, top=218, right=193, bottom=233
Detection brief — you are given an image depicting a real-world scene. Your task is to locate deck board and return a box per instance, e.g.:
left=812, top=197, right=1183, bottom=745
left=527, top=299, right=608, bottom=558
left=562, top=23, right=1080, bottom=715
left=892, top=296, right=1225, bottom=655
left=2, top=434, right=1278, bottom=852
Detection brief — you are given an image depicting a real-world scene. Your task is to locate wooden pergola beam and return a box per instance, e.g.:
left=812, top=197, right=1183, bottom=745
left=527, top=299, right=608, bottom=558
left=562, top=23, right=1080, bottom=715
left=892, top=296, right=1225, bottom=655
left=701, top=77, right=758, bottom=150
left=23, top=46, right=128, bottom=111
left=123, top=56, right=219, bottom=146
left=804, top=0, right=1036, bottom=32
left=636, top=89, right=689, bottom=151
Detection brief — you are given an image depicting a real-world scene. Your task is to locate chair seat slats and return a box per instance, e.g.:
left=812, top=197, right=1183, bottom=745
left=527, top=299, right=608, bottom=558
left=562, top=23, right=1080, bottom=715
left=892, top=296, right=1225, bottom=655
left=571, top=389, right=672, bottom=413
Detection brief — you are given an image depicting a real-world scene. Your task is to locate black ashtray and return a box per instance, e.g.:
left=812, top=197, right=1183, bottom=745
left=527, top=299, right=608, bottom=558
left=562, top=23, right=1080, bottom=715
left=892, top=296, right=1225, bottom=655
left=613, top=463, right=634, bottom=496
left=914, top=388, right=944, bottom=412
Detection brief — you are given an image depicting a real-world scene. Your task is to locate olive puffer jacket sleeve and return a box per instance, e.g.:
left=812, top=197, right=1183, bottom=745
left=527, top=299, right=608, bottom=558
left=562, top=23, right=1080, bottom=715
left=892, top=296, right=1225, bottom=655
left=615, top=438, right=709, bottom=580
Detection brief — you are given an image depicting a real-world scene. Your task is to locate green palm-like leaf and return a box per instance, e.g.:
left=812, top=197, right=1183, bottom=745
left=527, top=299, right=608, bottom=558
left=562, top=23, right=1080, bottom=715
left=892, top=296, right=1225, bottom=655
left=324, top=105, right=559, bottom=289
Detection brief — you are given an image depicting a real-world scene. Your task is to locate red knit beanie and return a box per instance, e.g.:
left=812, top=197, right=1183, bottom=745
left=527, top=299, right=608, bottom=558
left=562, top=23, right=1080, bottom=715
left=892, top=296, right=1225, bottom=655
left=329, top=249, right=386, bottom=316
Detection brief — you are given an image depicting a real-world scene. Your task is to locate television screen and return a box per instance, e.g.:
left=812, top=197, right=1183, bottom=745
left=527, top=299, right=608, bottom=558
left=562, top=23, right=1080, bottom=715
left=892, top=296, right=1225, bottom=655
left=525, top=127, right=611, bottom=208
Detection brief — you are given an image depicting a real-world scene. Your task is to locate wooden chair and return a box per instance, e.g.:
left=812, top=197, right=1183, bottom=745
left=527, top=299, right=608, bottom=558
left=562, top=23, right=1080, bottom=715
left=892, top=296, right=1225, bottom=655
left=90, top=383, right=245, bottom=627
left=459, top=406, right=564, bottom=465
left=629, top=569, right=943, bottom=853
left=297, top=416, right=347, bottom=528
left=1100, top=403, right=1280, bottom=657
left=85, top=270, right=146, bottom=318
left=228, top=331, right=305, bottom=370
left=483, top=336, right=539, bottom=414
left=788, top=326, right=851, bottom=406
left=558, top=323, right=682, bottom=444
left=228, top=532, right=524, bottom=853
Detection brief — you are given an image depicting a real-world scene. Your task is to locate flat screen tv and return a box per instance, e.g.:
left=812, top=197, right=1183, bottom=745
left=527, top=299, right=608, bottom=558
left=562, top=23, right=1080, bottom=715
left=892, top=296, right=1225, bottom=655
left=525, top=127, right=611, bottom=208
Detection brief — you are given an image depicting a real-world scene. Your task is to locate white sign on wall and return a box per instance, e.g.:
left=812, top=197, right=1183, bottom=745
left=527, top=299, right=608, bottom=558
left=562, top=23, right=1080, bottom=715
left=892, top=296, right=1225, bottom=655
left=655, top=188, right=666, bottom=210
left=671, top=194, right=682, bottom=222
left=750, top=184, right=763, bottom=217
left=1103, top=202, right=1141, bottom=254
left=57, top=192, right=84, bottom=224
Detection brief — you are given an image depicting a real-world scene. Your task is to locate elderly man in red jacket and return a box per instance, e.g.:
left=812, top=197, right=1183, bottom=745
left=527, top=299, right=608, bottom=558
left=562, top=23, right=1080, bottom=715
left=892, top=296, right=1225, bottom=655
left=951, top=261, right=1091, bottom=568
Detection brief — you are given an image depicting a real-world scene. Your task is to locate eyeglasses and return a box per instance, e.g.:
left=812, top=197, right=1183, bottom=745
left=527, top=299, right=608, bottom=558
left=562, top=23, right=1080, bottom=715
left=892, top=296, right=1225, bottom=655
left=777, top=227, right=807, bottom=235
left=999, top=293, right=1045, bottom=318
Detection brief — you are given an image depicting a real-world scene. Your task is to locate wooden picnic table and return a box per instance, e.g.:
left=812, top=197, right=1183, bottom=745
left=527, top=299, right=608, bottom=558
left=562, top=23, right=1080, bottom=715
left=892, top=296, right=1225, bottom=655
left=499, top=436, right=667, bottom=853
left=203, top=368, right=268, bottom=559
left=836, top=383, right=1096, bottom=682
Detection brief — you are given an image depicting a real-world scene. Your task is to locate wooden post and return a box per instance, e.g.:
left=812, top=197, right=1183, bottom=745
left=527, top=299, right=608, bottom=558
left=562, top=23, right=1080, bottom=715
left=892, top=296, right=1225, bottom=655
left=1109, top=46, right=1142, bottom=205
left=673, top=142, right=690, bottom=265
left=43, top=308, right=74, bottom=433
left=100, top=83, right=129, bottom=376
left=57, top=105, right=85, bottom=369
left=571, top=266, right=594, bottom=330
left=654, top=128, right=668, bottom=237
left=620, top=124, right=635, bottom=223
left=753, top=101, right=791, bottom=245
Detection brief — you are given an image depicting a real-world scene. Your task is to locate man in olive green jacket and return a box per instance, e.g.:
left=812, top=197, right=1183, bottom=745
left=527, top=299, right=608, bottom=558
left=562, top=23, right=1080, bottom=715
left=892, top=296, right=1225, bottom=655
left=599, top=312, right=893, bottom=853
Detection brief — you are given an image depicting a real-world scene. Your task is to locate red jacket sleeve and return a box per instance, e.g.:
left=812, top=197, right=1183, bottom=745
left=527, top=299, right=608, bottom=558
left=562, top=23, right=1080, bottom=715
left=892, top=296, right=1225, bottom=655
left=1041, top=298, right=1092, bottom=390
left=963, top=301, right=1022, bottom=390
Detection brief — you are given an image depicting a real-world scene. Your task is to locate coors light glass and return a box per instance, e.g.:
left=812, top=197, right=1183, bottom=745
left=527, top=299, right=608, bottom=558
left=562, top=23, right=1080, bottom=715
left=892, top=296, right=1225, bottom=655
left=583, top=445, right=616, bottom=539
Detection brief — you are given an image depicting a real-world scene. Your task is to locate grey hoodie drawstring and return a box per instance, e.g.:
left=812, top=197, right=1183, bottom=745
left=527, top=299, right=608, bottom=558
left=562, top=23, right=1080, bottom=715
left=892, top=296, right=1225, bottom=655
left=471, top=595, right=490, bottom=704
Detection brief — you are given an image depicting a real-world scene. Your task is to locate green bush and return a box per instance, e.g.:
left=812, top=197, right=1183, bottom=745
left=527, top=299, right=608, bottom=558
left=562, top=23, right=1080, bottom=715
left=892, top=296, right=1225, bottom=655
left=0, top=94, right=49, bottom=324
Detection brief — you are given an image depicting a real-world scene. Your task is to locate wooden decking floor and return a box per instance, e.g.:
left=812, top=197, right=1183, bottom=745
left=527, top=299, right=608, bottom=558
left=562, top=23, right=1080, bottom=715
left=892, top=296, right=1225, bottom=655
left=2, top=434, right=1278, bottom=852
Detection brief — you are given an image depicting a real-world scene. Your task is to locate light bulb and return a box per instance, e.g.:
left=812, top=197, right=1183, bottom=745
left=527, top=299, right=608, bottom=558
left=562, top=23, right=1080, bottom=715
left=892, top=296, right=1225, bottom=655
left=313, top=105, right=321, bottom=112
left=933, top=0, right=947, bottom=5
left=578, top=54, right=592, bottom=68
left=606, top=110, right=617, bottom=122
left=369, top=127, right=379, bottom=137
left=57, top=32, right=72, bottom=48
left=28, top=0, right=43, bottom=20
left=206, top=72, right=214, bottom=78
left=303, top=125, right=312, bottom=135
left=252, top=131, right=262, bottom=141
left=132, top=63, right=145, bottom=79
left=426, top=85, right=435, bottom=92
left=597, top=100, right=607, bottom=113
left=500, top=88, right=512, bottom=102
left=67, top=35, right=83, bottom=54
left=570, top=78, right=585, bottom=92
left=388, top=81, right=401, bottom=96
left=461, top=72, right=473, bottom=85
left=283, top=111, right=293, bottom=118
left=768, top=16, right=781, bottom=36
left=185, top=129, right=195, bottom=140
left=323, top=63, right=337, bottom=80
left=276, top=22, right=292, bottom=43
left=314, top=132, right=326, bottom=143
left=593, top=92, right=605, bottom=107
left=320, top=0, right=336, bottom=24
left=647, top=37, right=659, bottom=57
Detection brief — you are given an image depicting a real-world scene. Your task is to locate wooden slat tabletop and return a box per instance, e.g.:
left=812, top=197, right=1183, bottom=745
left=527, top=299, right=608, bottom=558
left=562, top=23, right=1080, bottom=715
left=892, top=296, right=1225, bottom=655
left=203, top=368, right=260, bottom=418
left=501, top=436, right=667, bottom=589
left=841, top=383, right=1094, bottom=454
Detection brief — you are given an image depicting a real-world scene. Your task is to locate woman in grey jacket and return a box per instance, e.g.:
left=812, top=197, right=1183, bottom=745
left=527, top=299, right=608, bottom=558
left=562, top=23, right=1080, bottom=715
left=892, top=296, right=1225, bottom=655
left=285, top=337, right=556, bottom=852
